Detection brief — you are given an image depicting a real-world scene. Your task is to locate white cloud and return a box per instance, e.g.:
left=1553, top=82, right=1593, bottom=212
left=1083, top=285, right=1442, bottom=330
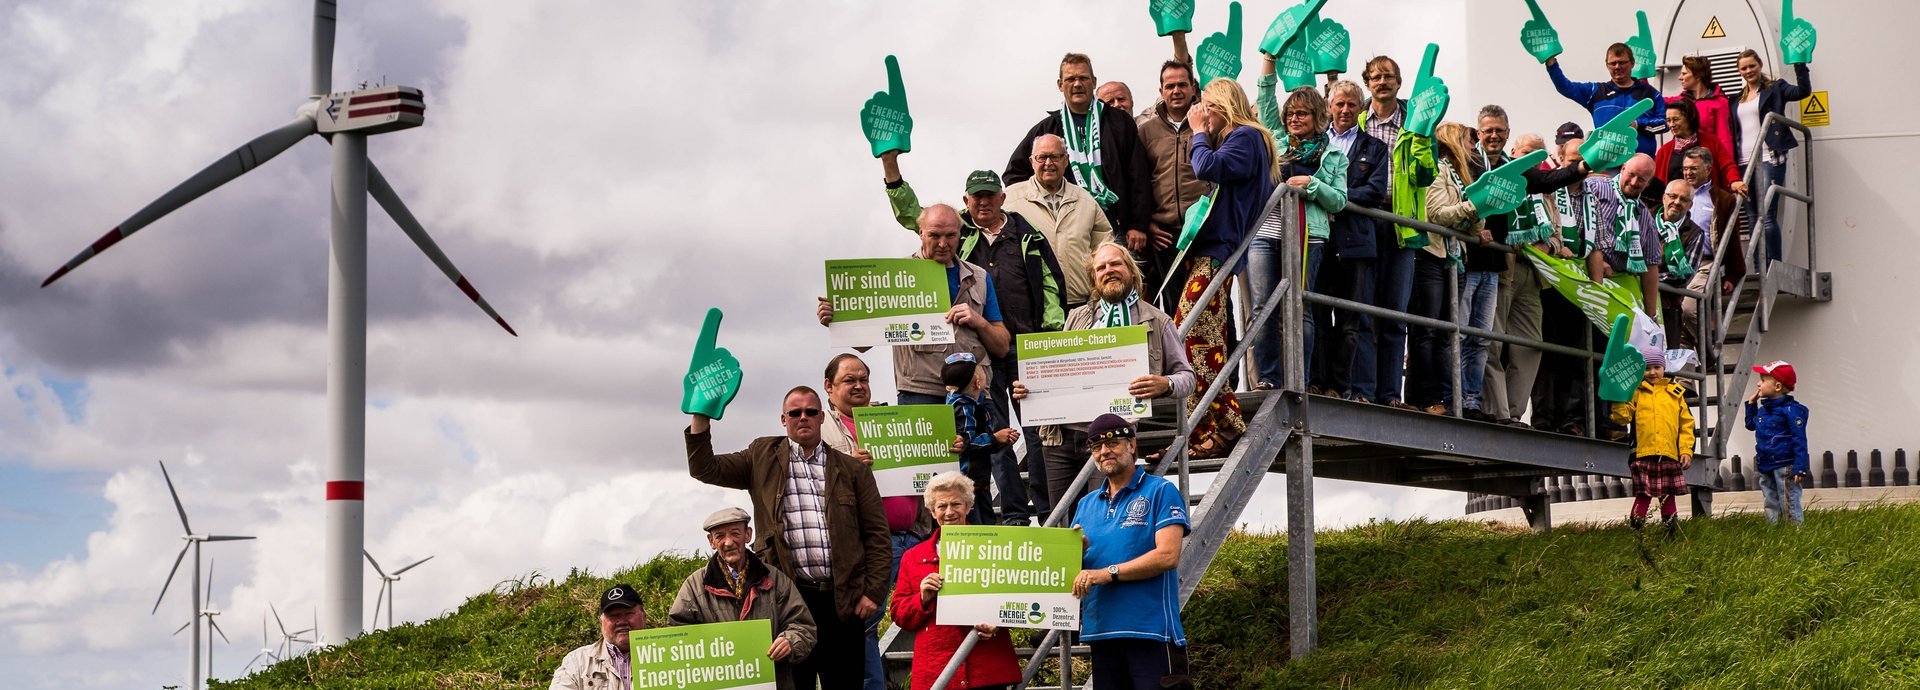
left=0, top=1, right=1468, bottom=687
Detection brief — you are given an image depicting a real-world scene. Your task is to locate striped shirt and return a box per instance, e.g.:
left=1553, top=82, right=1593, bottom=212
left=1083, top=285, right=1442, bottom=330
left=781, top=440, right=833, bottom=582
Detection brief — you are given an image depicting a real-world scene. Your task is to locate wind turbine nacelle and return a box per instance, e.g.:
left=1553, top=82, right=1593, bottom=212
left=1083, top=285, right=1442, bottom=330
left=316, top=86, right=425, bottom=135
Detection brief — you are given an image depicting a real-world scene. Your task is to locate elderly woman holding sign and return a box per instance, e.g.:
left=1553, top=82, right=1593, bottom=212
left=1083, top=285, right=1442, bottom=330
left=890, top=471, right=1022, bottom=690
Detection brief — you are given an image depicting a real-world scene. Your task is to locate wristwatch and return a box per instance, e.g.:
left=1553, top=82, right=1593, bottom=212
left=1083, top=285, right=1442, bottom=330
left=1106, top=564, right=1120, bottom=582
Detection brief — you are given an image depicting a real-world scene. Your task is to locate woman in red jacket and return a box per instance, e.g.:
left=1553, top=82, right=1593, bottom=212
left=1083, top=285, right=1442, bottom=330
left=890, top=472, right=1022, bottom=690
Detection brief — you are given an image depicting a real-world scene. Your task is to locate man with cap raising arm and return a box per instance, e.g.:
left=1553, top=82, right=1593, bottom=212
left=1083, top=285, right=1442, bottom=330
left=549, top=584, right=647, bottom=690
left=669, top=507, right=817, bottom=690
left=686, top=386, right=891, bottom=690
left=1070, top=414, right=1194, bottom=690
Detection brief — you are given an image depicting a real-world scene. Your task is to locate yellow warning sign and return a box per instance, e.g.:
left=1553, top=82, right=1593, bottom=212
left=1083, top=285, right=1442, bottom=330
left=1702, top=16, right=1726, bottom=39
left=1800, top=91, right=1829, bottom=127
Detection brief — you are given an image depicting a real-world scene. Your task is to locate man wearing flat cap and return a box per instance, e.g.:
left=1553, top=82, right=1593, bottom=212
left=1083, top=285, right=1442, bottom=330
left=549, top=583, right=648, bottom=690
left=1069, top=414, right=1194, bottom=690
left=669, top=507, right=817, bottom=690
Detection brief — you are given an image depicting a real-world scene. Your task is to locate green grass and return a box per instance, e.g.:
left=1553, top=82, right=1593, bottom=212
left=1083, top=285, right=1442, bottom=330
left=215, top=506, right=1920, bottom=689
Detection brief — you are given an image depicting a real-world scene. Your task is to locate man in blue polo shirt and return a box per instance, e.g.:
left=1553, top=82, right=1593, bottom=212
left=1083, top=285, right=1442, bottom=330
left=1070, top=413, right=1192, bottom=690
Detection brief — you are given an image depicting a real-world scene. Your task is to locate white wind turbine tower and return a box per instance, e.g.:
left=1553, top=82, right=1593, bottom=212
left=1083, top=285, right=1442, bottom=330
left=173, top=558, right=234, bottom=683
left=243, top=613, right=280, bottom=675
left=153, top=462, right=254, bottom=690
left=41, top=0, right=515, bottom=645
left=365, top=550, right=434, bottom=629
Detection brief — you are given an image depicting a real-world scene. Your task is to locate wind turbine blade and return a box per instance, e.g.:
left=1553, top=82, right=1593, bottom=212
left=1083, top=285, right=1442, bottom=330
left=245, top=651, right=269, bottom=673
left=152, top=542, right=191, bottom=614
left=312, top=0, right=337, bottom=97
left=204, top=535, right=256, bottom=542
left=363, top=549, right=389, bottom=579
left=205, top=557, right=215, bottom=602
left=40, top=117, right=316, bottom=288
left=366, top=162, right=519, bottom=336
left=370, top=582, right=386, bottom=627
left=270, top=602, right=289, bottom=637
left=210, top=617, right=231, bottom=645
left=392, top=555, right=433, bottom=575
left=157, top=461, right=192, bottom=535
left=174, top=619, right=192, bottom=635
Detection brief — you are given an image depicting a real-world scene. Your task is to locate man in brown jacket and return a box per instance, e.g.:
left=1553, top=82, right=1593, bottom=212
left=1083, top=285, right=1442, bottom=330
left=669, top=507, right=817, bottom=690
left=1135, top=59, right=1203, bottom=307
left=686, top=386, right=890, bottom=690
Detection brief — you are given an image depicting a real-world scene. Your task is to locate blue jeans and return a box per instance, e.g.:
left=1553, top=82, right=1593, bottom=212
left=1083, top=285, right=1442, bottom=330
left=1457, top=271, right=1499, bottom=411
left=866, top=530, right=926, bottom=689
left=1407, top=253, right=1454, bottom=408
left=1246, top=235, right=1295, bottom=387
left=1755, top=467, right=1805, bottom=526
left=1749, top=160, right=1787, bottom=263
left=1364, top=245, right=1417, bottom=403
left=897, top=391, right=946, bottom=406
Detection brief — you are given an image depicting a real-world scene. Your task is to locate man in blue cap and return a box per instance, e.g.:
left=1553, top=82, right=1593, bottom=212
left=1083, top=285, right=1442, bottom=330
left=1070, top=413, right=1193, bottom=690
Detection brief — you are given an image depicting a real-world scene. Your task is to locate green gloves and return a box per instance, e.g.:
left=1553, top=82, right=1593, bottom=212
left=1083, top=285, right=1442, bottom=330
left=1259, top=0, right=1326, bottom=56
left=1578, top=98, right=1653, bottom=171
left=1195, top=1, right=1244, bottom=87
left=860, top=55, right=913, bottom=158
left=1405, top=44, right=1449, bottom=138
left=1309, top=17, right=1349, bottom=74
left=1148, top=0, right=1195, bottom=36
left=681, top=308, right=745, bottom=420
left=1464, top=149, right=1550, bottom=218
left=1626, top=11, right=1657, bottom=80
left=1597, top=313, right=1643, bottom=403
left=1780, top=0, right=1816, bottom=65
left=1520, top=0, right=1562, bottom=64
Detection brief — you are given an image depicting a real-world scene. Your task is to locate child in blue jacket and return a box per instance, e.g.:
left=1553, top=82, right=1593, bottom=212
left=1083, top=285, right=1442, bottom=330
left=1745, top=360, right=1810, bottom=526
left=943, top=353, right=1016, bottom=525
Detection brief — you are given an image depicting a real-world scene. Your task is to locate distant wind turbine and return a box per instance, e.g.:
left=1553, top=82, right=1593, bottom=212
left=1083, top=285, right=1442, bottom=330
left=269, top=602, right=315, bottom=660
left=244, top=613, right=280, bottom=675
left=153, top=462, right=255, bottom=690
left=365, top=550, right=434, bottom=629
left=41, top=0, right=515, bottom=645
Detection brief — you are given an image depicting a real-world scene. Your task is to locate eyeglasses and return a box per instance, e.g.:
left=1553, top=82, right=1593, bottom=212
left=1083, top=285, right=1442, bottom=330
left=785, top=408, right=823, bottom=419
left=1033, top=153, right=1066, bottom=162
left=1284, top=110, right=1315, bottom=120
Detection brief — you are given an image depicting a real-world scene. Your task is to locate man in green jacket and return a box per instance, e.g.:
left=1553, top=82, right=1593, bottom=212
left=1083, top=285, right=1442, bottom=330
left=880, top=150, right=1067, bottom=525
left=669, top=507, right=818, bottom=690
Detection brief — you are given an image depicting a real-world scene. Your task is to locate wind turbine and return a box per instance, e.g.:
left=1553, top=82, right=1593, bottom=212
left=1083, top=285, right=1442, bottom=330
left=170, top=558, right=236, bottom=682
left=244, top=613, right=280, bottom=675
left=365, top=550, right=433, bottom=629
left=154, top=461, right=254, bottom=690
left=269, top=602, right=314, bottom=660
left=41, top=0, right=515, bottom=645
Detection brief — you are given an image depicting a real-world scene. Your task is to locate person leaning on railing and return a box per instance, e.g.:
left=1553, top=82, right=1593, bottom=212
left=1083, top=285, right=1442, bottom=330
left=1357, top=54, right=1433, bottom=411
left=1730, top=49, right=1813, bottom=264
left=1252, top=73, right=1347, bottom=392
left=1314, top=81, right=1392, bottom=403
left=889, top=472, right=1021, bottom=690
left=1409, top=122, right=1479, bottom=415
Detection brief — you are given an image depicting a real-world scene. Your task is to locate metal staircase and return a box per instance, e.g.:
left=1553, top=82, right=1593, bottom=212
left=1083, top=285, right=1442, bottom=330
left=884, top=130, right=1824, bottom=684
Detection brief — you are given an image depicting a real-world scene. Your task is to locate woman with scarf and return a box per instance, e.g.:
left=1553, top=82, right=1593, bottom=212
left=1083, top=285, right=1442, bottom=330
left=1677, top=55, right=1739, bottom=171
left=1409, top=122, right=1480, bottom=416
left=1173, top=77, right=1278, bottom=458
left=1251, top=70, right=1349, bottom=393
left=1654, top=99, right=1741, bottom=195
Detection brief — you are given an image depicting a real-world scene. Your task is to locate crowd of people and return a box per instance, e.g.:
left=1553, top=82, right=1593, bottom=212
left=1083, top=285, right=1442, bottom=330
left=548, top=28, right=1819, bottom=690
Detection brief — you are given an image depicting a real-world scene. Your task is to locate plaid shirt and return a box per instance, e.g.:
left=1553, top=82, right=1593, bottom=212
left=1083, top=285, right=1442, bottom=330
left=1364, top=99, right=1405, bottom=207
left=1583, top=176, right=1665, bottom=274
left=781, top=440, right=833, bottom=582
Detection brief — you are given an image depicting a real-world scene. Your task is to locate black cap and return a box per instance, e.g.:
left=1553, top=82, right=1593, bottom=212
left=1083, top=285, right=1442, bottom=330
left=599, top=584, right=640, bottom=613
left=1086, top=413, right=1136, bottom=443
left=1554, top=121, right=1585, bottom=146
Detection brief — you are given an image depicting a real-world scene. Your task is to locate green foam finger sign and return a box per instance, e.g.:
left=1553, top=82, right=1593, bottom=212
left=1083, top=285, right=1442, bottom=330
left=859, top=55, right=912, bottom=158
left=1579, top=97, right=1652, bottom=171
left=1277, top=33, right=1316, bottom=90
left=1259, top=0, right=1327, bottom=56
left=1148, top=0, right=1194, bottom=36
left=1626, top=11, right=1657, bottom=80
left=1598, top=313, right=1645, bottom=402
left=1195, top=1, right=1244, bottom=87
left=1179, top=194, right=1212, bottom=251
left=1520, top=0, right=1562, bottom=63
left=682, top=308, right=744, bottom=420
left=1780, top=0, right=1816, bottom=64
left=1309, top=17, right=1349, bottom=74
left=1464, top=149, right=1550, bottom=217
left=1406, top=43, right=1449, bottom=138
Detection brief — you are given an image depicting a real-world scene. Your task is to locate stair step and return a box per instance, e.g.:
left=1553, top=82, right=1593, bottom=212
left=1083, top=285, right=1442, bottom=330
left=884, top=644, right=1090, bottom=663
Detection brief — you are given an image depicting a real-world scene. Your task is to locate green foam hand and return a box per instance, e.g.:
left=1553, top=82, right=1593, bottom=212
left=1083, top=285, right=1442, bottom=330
left=1308, top=17, right=1349, bottom=74
left=1405, top=44, right=1449, bottom=138
left=1519, top=0, right=1562, bottom=64
left=1277, top=29, right=1316, bottom=90
left=1148, top=0, right=1195, bottom=36
left=1195, top=1, right=1244, bottom=87
left=1626, top=11, right=1657, bottom=79
left=1178, top=194, right=1213, bottom=251
left=1578, top=97, right=1653, bottom=171
left=1259, top=0, right=1327, bottom=56
left=1597, top=313, right=1645, bottom=403
left=1464, top=149, right=1550, bottom=218
left=1780, top=0, right=1816, bottom=65
left=681, top=308, right=744, bottom=420
left=859, top=55, right=912, bottom=158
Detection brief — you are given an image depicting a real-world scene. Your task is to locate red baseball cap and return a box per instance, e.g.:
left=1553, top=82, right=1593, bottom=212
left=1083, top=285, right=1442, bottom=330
left=1753, top=361, right=1797, bottom=390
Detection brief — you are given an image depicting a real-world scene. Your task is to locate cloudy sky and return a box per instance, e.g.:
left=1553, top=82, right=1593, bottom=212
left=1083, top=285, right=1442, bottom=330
left=0, top=1, right=1470, bottom=686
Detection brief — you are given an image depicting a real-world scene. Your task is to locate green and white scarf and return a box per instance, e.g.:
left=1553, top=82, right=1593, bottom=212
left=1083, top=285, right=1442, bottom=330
left=1554, top=184, right=1590, bottom=256
left=1095, top=291, right=1139, bottom=328
left=1607, top=176, right=1647, bottom=274
left=1506, top=193, right=1555, bottom=245
left=1656, top=215, right=1696, bottom=279
left=1061, top=102, right=1119, bottom=209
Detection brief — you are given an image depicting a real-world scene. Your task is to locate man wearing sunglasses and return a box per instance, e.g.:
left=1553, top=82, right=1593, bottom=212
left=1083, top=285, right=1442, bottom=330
left=686, top=385, right=891, bottom=690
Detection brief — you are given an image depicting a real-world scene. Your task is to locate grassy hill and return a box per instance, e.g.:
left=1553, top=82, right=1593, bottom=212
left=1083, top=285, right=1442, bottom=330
left=215, top=505, right=1920, bottom=689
